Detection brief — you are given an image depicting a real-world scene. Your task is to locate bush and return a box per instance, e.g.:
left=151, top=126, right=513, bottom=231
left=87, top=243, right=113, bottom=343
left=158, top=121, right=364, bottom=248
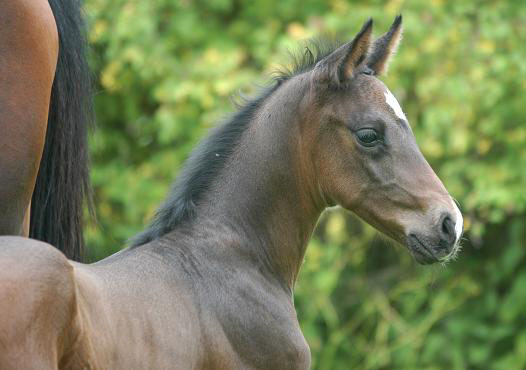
left=85, top=0, right=526, bottom=368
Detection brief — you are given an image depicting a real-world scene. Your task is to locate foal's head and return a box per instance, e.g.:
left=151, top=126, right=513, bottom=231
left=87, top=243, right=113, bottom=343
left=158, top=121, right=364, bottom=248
left=297, top=17, right=462, bottom=264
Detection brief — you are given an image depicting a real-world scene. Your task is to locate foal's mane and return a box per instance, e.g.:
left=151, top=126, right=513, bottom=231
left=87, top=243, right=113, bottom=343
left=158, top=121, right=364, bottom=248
left=131, top=39, right=341, bottom=247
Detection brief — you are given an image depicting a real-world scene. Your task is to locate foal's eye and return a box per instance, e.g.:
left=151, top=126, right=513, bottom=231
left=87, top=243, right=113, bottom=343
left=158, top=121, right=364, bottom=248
left=355, top=128, right=381, bottom=146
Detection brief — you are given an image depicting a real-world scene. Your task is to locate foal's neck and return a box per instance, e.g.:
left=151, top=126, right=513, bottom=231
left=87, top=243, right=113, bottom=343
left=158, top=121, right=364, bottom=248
left=199, top=78, right=324, bottom=291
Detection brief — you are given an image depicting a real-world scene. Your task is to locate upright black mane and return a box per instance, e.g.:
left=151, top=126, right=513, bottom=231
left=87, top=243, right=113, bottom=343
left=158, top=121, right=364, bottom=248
left=131, top=39, right=341, bottom=247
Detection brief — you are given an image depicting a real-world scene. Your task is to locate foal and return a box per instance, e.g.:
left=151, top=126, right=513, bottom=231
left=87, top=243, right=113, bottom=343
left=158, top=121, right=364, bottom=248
left=0, top=17, right=462, bottom=369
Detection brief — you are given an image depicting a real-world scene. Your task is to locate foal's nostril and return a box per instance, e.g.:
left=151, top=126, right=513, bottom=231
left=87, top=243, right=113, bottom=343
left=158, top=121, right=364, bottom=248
left=439, top=214, right=456, bottom=249
left=442, top=217, right=451, bottom=235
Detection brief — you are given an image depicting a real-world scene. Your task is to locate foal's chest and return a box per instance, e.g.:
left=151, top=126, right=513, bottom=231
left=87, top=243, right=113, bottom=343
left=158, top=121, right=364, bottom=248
left=197, top=281, right=311, bottom=369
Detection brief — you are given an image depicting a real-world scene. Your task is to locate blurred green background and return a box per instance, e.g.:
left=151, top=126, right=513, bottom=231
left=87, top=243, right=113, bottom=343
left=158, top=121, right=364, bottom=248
left=83, top=0, right=526, bottom=368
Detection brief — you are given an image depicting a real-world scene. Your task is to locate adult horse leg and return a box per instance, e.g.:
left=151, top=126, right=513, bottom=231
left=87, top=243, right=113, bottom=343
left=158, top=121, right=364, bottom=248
left=0, top=0, right=58, bottom=237
left=22, top=202, right=31, bottom=236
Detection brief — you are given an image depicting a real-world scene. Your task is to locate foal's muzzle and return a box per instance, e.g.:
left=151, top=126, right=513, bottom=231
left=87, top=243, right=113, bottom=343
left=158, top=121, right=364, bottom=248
left=406, top=208, right=463, bottom=265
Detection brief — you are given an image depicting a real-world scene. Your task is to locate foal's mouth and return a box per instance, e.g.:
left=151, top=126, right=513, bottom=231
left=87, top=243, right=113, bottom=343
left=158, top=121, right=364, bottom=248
left=407, top=235, right=438, bottom=264
left=406, top=234, right=460, bottom=265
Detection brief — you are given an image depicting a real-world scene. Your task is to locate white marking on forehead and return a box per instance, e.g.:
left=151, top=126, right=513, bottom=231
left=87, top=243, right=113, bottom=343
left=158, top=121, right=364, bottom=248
left=384, top=88, right=407, bottom=121
left=450, top=198, right=464, bottom=242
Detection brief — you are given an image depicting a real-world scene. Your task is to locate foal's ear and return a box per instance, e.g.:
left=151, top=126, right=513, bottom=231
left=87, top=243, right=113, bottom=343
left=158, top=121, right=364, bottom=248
left=314, top=19, right=373, bottom=85
left=366, top=15, right=403, bottom=76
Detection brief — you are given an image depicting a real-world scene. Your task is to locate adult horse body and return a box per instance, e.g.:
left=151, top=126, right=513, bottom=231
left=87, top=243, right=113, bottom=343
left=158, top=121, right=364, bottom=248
left=0, top=17, right=463, bottom=369
left=0, top=0, right=92, bottom=261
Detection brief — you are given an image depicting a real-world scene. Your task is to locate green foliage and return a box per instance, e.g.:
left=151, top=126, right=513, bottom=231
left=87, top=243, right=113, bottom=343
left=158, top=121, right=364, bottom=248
left=85, top=0, right=526, bottom=368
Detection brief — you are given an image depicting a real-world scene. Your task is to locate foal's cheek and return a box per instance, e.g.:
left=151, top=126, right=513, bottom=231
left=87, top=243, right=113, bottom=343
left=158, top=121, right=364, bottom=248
left=328, top=159, right=366, bottom=209
left=314, top=126, right=368, bottom=208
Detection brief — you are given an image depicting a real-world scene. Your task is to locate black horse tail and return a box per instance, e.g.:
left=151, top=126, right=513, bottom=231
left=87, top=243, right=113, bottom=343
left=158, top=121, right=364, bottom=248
left=29, top=0, right=93, bottom=262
